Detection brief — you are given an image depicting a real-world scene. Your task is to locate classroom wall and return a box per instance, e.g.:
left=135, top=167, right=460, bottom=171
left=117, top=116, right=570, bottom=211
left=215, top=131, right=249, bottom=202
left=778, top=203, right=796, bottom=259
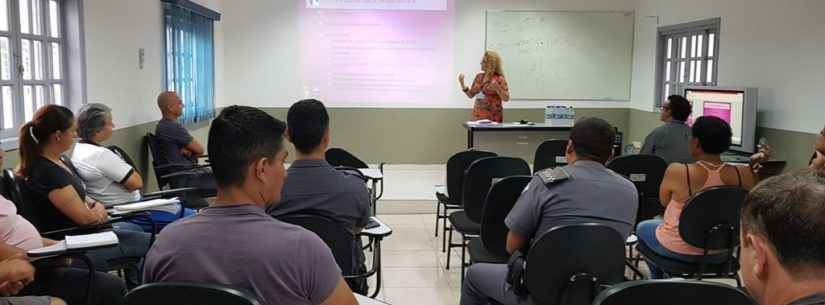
left=84, top=0, right=225, bottom=128
left=627, top=0, right=825, bottom=168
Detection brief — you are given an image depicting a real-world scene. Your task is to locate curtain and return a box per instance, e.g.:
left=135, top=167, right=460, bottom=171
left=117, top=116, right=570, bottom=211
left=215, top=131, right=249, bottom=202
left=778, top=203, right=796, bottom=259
left=163, top=3, right=215, bottom=124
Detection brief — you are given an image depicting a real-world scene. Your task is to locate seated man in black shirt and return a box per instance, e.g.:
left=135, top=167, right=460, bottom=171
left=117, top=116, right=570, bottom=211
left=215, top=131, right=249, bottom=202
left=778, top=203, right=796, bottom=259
left=267, top=99, right=371, bottom=294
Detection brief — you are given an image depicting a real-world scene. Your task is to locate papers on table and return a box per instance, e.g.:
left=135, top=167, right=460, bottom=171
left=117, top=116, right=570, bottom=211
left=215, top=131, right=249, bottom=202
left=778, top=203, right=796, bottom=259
left=28, top=232, right=119, bottom=257
left=111, top=198, right=180, bottom=214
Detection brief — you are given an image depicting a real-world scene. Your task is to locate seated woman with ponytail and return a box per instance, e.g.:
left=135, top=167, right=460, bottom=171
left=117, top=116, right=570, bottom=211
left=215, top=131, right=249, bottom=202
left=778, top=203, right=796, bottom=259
left=17, top=105, right=151, bottom=288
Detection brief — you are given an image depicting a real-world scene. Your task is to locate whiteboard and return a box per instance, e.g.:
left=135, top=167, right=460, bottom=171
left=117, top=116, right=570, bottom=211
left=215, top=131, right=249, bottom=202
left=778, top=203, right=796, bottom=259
left=485, top=11, right=635, bottom=101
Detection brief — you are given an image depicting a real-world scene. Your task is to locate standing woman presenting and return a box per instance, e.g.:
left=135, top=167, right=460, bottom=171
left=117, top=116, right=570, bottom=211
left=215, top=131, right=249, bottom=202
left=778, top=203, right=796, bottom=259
left=459, top=51, right=510, bottom=123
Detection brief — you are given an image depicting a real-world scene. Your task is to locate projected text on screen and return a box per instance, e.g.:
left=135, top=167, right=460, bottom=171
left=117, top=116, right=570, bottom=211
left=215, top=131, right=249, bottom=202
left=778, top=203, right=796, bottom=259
left=300, top=0, right=454, bottom=107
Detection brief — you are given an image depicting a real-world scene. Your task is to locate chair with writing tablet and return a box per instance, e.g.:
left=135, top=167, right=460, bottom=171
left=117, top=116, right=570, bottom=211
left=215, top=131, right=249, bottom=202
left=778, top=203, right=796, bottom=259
left=125, top=283, right=261, bottom=305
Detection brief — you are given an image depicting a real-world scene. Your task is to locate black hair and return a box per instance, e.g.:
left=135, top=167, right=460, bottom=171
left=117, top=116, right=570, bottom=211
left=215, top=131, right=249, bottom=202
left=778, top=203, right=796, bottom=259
left=19, top=105, right=74, bottom=177
left=287, top=99, right=329, bottom=154
left=569, top=117, right=616, bottom=164
left=667, top=95, right=692, bottom=121
left=691, top=116, right=732, bottom=154
left=208, top=106, right=286, bottom=188
left=742, top=171, right=825, bottom=279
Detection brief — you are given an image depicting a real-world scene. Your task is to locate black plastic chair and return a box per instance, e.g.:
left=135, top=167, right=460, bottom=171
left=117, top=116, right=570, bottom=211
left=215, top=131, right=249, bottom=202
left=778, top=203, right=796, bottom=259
left=277, top=212, right=381, bottom=297
left=593, top=279, right=756, bottom=305
left=435, top=150, right=497, bottom=249
left=145, top=133, right=212, bottom=208
left=326, top=148, right=370, bottom=169
left=447, top=156, right=530, bottom=278
left=467, top=175, right=532, bottom=265
left=636, top=186, right=748, bottom=284
left=533, top=139, right=568, bottom=173
left=527, top=224, right=626, bottom=305
left=325, top=147, right=386, bottom=203
left=125, top=282, right=261, bottom=305
left=607, top=155, right=668, bottom=272
left=755, top=160, right=786, bottom=182
left=107, top=145, right=138, bottom=169
left=0, top=169, right=7, bottom=200
left=1, top=169, right=23, bottom=210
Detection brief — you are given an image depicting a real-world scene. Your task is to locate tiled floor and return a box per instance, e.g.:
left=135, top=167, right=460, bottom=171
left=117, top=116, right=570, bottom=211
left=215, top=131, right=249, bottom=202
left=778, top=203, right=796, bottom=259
left=366, top=212, right=739, bottom=305
left=367, top=213, right=462, bottom=305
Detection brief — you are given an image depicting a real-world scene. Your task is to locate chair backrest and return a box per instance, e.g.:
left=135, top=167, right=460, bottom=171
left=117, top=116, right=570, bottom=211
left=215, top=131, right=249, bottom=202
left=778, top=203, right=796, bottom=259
left=679, top=186, right=748, bottom=251
left=145, top=133, right=163, bottom=183
left=276, top=212, right=357, bottom=276
left=533, top=140, right=568, bottom=173
left=1, top=169, right=22, bottom=209
left=756, top=160, right=787, bottom=182
left=445, top=150, right=497, bottom=204
left=125, top=282, right=261, bottom=305
left=593, top=279, right=756, bottom=305
left=108, top=145, right=138, bottom=169
left=333, top=166, right=368, bottom=183
left=0, top=169, right=9, bottom=201
left=325, top=148, right=369, bottom=169
left=606, top=154, right=667, bottom=199
left=526, top=223, right=625, bottom=305
left=607, top=154, right=668, bottom=224
left=480, top=175, right=532, bottom=258
left=462, top=157, right=531, bottom=223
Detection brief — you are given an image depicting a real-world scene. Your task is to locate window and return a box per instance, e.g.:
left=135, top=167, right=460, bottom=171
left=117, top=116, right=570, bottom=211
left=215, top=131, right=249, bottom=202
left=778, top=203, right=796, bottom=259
left=655, top=18, right=720, bottom=108
left=0, top=0, right=69, bottom=144
left=162, top=0, right=220, bottom=124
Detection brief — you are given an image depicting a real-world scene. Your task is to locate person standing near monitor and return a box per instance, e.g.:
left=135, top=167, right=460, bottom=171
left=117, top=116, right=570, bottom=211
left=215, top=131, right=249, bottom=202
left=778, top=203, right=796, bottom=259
left=458, top=51, right=510, bottom=123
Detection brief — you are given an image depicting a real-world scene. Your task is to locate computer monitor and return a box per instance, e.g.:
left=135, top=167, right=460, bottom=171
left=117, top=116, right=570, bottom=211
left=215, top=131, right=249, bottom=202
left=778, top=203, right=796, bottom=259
left=683, top=86, right=759, bottom=153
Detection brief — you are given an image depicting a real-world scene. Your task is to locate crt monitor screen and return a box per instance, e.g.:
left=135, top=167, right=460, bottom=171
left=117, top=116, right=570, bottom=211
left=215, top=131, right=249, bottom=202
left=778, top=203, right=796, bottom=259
left=685, top=89, right=745, bottom=146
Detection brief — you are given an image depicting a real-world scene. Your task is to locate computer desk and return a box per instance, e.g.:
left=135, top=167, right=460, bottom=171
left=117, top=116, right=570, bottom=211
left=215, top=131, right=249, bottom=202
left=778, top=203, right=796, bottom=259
left=462, top=122, right=572, bottom=149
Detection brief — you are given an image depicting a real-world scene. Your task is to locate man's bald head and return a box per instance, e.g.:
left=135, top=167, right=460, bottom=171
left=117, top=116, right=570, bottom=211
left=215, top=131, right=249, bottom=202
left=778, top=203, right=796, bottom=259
left=157, top=91, right=183, bottom=119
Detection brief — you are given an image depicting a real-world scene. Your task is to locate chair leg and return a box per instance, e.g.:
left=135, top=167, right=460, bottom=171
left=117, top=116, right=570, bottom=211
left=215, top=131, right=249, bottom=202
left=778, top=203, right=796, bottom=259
left=434, top=202, right=441, bottom=237
left=460, top=236, right=468, bottom=283
left=446, top=228, right=453, bottom=270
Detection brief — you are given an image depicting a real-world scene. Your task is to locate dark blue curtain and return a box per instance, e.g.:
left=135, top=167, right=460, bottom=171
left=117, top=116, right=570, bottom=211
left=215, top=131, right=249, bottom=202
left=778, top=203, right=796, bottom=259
left=163, top=2, right=216, bottom=124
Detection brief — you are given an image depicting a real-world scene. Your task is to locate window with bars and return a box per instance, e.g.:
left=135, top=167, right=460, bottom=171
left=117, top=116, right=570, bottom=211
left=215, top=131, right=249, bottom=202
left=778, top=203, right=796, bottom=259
left=655, top=18, right=720, bottom=108
left=162, top=0, right=220, bottom=125
left=0, top=0, right=66, bottom=141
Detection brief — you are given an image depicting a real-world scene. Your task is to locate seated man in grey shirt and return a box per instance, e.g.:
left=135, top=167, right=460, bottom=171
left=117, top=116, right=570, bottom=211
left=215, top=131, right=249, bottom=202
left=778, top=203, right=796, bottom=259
left=143, top=106, right=358, bottom=305
left=268, top=99, right=371, bottom=294
left=640, top=95, right=694, bottom=164
left=461, top=117, right=639, bottom=305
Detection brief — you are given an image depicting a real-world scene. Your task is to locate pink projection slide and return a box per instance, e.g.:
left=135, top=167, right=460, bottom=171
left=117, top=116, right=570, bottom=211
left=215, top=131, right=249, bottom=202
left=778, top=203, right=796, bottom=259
left=702, top=101, right=732, bottom=124
left=299, top=0, right=454, bottom=106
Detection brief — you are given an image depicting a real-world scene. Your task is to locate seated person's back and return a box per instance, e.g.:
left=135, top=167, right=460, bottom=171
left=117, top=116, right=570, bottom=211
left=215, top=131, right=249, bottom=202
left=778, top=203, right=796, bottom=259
left=143, top=106, right=356, bottom=305
left=460, top=117, right=639, bottom=305
left=636, top=116, right=756, bottom=279
left=640, top=95, right=694, bottom=164
left=506, top=117, right=639, bottom=247
left=268, top=99, right=370, bottom=232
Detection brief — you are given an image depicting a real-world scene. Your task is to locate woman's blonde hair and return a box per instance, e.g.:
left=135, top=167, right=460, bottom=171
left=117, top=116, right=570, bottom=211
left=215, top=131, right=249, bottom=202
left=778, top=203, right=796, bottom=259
left=483, top=50, right=505, bottom=77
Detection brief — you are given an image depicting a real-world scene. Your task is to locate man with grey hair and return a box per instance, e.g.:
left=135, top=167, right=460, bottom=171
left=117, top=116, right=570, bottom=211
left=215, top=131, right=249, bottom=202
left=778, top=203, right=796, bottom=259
left=71, top=103, right=194, bottom=232
left=740, top=171, right=825, bottom=305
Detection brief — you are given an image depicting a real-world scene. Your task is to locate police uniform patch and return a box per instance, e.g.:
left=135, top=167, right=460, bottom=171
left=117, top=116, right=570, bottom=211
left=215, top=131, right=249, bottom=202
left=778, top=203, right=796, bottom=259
left=536, top=167, right=571, bottom=186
